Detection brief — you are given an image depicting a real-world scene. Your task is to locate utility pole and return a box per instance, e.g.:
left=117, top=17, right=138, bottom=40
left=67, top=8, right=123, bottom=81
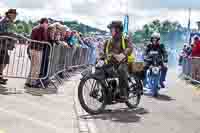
left=188, top=8, right=191, bottom=32
left=122, top=0, right=129, bottom=37
left=187, top=8, right=191, bottom=44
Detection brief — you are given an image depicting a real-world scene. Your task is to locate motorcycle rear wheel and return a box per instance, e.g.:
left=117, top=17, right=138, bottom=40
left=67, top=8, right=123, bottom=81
left=125, top=94, right=141, bottom=109
left=125, top=77, right=142, bottom=109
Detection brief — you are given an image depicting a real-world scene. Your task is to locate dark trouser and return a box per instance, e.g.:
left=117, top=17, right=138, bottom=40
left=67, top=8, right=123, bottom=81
left=0, top=64, right=7, bottom=77
left=160, top=65, right=168, bottom=82
left=39, top=46, right=50, bottom=81
left=178, top=56, right=183, bottom=65
left=0, top=50, right=9, bottom=78
left=191, top=58, right=200, bottom=81
left=117, top=64, right=129, bottom=97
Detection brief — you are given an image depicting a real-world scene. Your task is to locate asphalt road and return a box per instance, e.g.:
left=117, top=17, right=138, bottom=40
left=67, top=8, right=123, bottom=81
left=79, top=69, right=200, bottom=133
left=1, top=69, right=200, bottom=133
left=0, top=78, right=79, bottom=133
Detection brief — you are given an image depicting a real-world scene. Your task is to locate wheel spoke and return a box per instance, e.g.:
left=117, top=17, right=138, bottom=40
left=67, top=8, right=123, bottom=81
left=82, top=78, right=103, bottom=111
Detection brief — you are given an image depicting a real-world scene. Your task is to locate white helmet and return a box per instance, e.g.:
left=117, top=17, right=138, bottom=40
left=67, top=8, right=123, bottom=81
left=151, top=32, right=160, bottom=39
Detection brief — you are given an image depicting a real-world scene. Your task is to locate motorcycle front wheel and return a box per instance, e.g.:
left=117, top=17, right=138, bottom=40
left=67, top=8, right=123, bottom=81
left=78, top=77, right=107, bottom=115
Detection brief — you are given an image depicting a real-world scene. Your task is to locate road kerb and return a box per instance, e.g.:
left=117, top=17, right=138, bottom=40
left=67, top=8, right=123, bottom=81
left=73, top=80, right=89, bottom=133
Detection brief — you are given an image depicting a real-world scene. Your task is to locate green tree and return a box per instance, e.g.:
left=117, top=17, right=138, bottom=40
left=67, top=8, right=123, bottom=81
left=132, top=30, right=145, bottom=43
left=150, top=20, right=161, bottom=32
left=15, top=23, right=25, bottom=33
left=9, top=19, right=107, bottom=36
left=143, top=24, right=151, bottom=39
left=132, top=20, right=186, bottom=46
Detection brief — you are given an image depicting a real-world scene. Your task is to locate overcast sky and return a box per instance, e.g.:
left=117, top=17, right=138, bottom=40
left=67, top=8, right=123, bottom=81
left=0, top=0, right=200, bottom=31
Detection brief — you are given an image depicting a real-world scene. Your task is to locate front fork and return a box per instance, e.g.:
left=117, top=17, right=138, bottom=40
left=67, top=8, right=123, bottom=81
left=147, top=71, right=161, bottom=95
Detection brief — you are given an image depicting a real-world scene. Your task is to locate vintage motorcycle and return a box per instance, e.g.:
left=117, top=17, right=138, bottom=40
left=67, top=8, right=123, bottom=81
left=145, top=51, right=163, bottom=97
left=78, top=59, right=143, bottom=114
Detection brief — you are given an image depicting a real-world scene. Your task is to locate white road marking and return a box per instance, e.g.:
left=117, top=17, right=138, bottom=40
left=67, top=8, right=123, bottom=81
left=73, top=80, right=98, bottom=133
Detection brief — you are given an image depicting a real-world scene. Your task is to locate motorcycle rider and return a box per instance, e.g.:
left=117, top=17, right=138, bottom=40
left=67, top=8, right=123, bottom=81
left=102, top=21, right=133, bottom=101
left=143, top=32, right=168, bottom=89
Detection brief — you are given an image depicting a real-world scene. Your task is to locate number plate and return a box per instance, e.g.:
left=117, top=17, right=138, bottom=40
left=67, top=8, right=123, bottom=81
left=150, top=51, right=158, bottom=54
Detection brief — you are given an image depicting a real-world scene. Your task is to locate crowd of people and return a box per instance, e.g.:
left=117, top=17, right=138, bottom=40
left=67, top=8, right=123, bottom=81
left=179, top=36, right=200, bottom=65
left=179, top=35, right=200, bottom=81
left=0, top=9, right=106, bottom=88
left=27, top=18, right=107, bottom=88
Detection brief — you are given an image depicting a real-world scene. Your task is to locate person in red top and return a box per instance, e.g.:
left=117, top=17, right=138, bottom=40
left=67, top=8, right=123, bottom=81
left=26, top=18, right=49, bottom=88
left=191, top=36, right=200, bottom=81
left=192, top=36, right=200, bottom=57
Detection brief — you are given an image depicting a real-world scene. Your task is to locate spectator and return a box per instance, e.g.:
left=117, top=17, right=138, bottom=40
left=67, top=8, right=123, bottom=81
left=183, top=44, right=187, bottom=52
left=191, top=36, right=200, bottom=81
left=48, top=23, right=70, bottom=78
left=47, top=24, right=56, bottom=44
left=57, top=24, right=71, bottom=78
left=39, top=20, right=53, bottom=88
left=0, top=9, right=17, bottom=85
left=96, top=37, right=104, bottom=59
left=77, top=32, right=87, bottom=48
left=52, top=22, right=70, bottom=47
left=179, top=44, right=190, bottom=66
left=186, top=45, right=192, bottom=56
left=87, top=37, right=97, bottom=64
left=67, top=31, right=80, bottom=65
left=191, top=36, right=200, bottom=57
left=179, top=46, right=186, bottom=66
left=25, top=18, right=49, bottom=88
left=68, top=31, right=79, bottom=48
left=65, top=29, right=72, bottom=47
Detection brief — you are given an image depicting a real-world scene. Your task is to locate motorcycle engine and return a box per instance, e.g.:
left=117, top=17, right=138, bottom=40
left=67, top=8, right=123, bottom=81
left=108, top=79, right=117, bottom=89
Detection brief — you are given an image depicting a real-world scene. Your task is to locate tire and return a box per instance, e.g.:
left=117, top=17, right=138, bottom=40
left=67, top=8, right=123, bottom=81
left=150, top=75, right=160, bottom=96
left=125, top=76, right=142, bottom=109
left=78, top=77, right=107, bottom=115
left=125, top=94, right=141, bottom=109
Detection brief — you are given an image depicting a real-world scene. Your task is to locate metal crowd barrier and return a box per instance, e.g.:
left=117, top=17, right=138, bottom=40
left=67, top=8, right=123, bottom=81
left=0, top=34, right=92, bottom=88
left=0, top=35, right=52, bottom=80
left=182, top=57, right=200, bottom=84
left=48, top=45, right=91, bottom=78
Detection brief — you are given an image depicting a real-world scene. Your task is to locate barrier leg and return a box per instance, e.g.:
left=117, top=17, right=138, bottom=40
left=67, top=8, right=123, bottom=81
left=55, top=74, right=63, bottom=85
left=39, top=79, right=46, bottom=89
left=47, top=79, right=59, bottom=92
